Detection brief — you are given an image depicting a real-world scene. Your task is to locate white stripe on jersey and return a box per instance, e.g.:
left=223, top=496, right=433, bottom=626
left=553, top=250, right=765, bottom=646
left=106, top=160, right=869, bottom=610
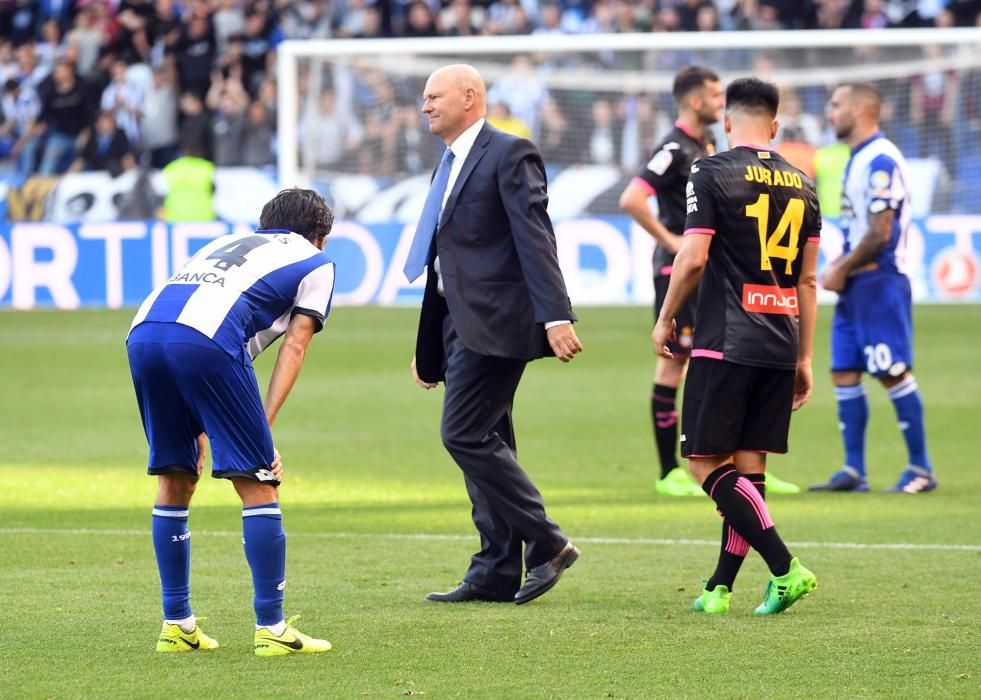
left=129, top=231, right=334, bottom=358
left=129, top=234, right=235, bottom=331
left=247, top=262, right=335, bottom=358
left=175, top=232, right=321, bottom=339
left=842, top=136, right=911, bottom=256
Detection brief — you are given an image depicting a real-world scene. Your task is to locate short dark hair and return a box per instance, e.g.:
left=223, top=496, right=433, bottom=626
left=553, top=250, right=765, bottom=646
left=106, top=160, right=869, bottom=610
left=672, top=65, right=719, bottom=103
left=725, top=77, right=780, bottom=118
left=259, top=188, right=335, bottom=246
left=837, top=81, right=882, bottom=118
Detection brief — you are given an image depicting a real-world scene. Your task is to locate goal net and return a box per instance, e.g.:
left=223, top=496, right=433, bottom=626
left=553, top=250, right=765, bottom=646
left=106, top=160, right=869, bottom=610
left=276, top=29, right=981, bottom=303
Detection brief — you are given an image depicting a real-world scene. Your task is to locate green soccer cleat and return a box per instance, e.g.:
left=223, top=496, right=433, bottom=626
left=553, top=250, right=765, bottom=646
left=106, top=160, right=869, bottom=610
left=693, top=584, right=731, bottom=614
left=754, top=558, right=816, bottom=615
left=655, top=467, right=704, bottom=497
left=156, top=621, right=219, bottom=653
left=764, top=471, right=802, bottom=494
left=254, top=615, right=333, bottom=657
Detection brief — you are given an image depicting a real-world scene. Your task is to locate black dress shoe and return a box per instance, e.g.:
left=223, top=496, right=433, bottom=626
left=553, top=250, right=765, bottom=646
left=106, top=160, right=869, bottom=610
left=425, top=581, right=514, bottom=603
left=514, top=542, right=580, bottom=605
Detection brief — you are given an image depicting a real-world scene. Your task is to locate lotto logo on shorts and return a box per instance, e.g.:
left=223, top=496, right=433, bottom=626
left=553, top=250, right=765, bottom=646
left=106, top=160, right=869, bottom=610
left=741, top=284, right=799, bottom=315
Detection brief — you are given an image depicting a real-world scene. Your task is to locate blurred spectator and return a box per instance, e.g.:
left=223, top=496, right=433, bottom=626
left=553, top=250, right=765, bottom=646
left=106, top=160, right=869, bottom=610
left=177, top=10, right=216, bottom=98
left=485, top=0, right=532, bottom=34
left=533, top=3, right=565, bottom=34
left=776, top=87, right=822, bottom=146
left=143, top=61, right=179, bottom=168
left=487, top=101, right=531, bottom=138
left=207, top=74, right=249, bottom=166
left=6, top=0, right=41, bottom=47
left=241, top=99, right=275, bottom=167
left=911, top=44, right=958, bottom=170
left=213, top=0, right=247, bottom=51
left=403, top=1, right=440, bottom=36
left=241, top=7, right=275, bottom=94
left=116, top=0, right=156, bottom=61
left=589, top=98, right=617, bottom=164
left=300, top=88, right=363, bottom=168
left=162, top=134, right=215, bottom=222
left=279, top=0, right=332, bottom=40
left=178, top=90, right=212, bottom=161
left=1, top=77, right=43, bottom=175
left=37, top=59, right=95, bottom=175
left=858, top=0, right=890, bottom=28
left=442, top=0, right=481, bottom=35
left=66, top=5, right=109, bottom=76
left=486, top=55, right=548, bottom=137
left=0, top=42, right=17, bottom=84
left=101, top=58, right=144, bottom=148
left=69, top=110, right=137, bottom=176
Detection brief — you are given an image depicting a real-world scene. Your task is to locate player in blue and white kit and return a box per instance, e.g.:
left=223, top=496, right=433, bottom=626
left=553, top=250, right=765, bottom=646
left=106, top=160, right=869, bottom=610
left=127, top=188, right=338, bottom=655
left=811, top=83, right=937, bottom=494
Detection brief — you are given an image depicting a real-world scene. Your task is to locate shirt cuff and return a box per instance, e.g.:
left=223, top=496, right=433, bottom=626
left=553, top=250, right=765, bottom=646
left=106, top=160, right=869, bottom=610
left=544, top=320, right=571, bottom=329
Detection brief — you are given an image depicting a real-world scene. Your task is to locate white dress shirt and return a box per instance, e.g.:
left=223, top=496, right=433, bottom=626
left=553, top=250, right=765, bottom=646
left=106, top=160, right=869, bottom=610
left=434, top=118, right=569, bottom=329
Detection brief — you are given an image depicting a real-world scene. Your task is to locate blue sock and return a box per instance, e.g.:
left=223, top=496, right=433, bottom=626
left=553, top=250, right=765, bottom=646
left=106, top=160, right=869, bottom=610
left=243, top=503, right=286, bottom=627
left=835, top=384, right=868, bottom=476
left=151, top=505, right=192, bottom=620
left=888, top=376, right=932, bottom=472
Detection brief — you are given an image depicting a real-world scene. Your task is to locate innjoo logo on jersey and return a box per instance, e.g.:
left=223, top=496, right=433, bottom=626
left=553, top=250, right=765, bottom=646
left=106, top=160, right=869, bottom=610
left=742, top=284, right=799, bottom=315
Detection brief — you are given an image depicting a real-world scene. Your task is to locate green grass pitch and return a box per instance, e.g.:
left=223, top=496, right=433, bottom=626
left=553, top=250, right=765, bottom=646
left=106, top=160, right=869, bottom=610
left=0, top=305, right=978, bottom=698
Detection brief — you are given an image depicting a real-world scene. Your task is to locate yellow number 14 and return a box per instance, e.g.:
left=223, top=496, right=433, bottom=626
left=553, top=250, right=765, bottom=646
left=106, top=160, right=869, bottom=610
left=745, top=194, right=804, bottom=274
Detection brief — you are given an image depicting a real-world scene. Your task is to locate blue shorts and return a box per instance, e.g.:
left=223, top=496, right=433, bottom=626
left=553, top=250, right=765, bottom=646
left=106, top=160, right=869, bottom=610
left=127, top=322, right=277, bottom=483
left=830, top=270, right=913, bottom=378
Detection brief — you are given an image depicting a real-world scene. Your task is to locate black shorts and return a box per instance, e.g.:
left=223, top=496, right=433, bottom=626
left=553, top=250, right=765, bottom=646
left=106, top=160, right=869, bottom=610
left=680, top=358, right=795, bottom=457
left=654, top=275, right=696, bottom=355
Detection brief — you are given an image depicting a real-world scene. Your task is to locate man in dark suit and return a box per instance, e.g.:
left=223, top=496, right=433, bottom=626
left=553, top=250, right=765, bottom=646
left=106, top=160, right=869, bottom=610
left=405, top=64, right=583, bottom=605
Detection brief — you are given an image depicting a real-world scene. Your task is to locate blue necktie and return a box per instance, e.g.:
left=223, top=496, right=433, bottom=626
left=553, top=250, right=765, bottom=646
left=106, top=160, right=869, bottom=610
left=404, top=147, right=455, bottom=282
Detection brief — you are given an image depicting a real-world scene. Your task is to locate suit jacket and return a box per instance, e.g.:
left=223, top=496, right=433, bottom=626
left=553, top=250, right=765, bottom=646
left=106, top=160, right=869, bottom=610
left=415, top=123, right=576, bottom=383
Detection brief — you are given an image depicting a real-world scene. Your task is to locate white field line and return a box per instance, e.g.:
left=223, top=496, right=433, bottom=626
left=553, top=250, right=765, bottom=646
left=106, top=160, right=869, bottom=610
left=1, top=528, right=979, bottom=552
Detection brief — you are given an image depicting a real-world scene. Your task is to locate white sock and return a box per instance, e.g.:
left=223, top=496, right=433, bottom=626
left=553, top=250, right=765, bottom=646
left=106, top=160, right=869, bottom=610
left=165, top=615, right=196, bottom=633
left=258, top=619, right=286, bottom=636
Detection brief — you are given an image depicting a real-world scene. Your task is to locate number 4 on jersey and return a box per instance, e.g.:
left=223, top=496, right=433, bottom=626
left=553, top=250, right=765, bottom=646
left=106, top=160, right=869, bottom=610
left=746, top=194, right=804, bottom=275
left=207, top=235, right=271, bottom=271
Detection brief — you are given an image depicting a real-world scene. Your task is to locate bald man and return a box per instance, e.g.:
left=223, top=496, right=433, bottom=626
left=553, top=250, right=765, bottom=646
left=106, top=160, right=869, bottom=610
left=810, top=83, right=937, bottom=494
left=404, top=64, right=583, bottom=605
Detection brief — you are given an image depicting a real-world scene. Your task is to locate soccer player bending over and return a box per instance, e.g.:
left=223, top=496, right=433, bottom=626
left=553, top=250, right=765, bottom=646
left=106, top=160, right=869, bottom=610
left=127, top=188, right=336, bottom=654
left=810, top=83, right=936, bottom=494
left=653, top=78, right=820, bottom=614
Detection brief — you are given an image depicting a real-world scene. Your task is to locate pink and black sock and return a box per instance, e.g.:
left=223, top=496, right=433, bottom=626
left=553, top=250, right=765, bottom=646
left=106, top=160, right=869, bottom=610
left=702, top=465, right=792, bottom=577
left=706, top=473, right=765, bottom=591
left=651, top=383, right=679, bottom=478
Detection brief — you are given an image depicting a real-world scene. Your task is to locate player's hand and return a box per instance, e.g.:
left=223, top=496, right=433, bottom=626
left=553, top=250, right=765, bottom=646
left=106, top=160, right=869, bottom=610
left=792, top=361, right=813, bottom=411
left=546, top=323, right=583, bottom=362
left=652, top=318, right=676, bottom=359
left=271, top=447, right=283, bottom=482
left=663, top=233, right=684, bottom=255
left=820, top=263, right=847, bottom=292
left=412, top=356, right=438, bottom=389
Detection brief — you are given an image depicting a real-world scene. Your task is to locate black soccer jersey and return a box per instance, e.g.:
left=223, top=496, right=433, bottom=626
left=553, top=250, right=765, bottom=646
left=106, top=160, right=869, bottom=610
left=683, top=145, right=821, bottom=370
left=633, top=122, right=714, bottom=273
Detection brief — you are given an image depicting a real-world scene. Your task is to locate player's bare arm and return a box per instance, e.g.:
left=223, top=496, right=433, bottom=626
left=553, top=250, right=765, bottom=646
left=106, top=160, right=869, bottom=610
left=619, top=181, right=683, bottom=254
left=794, top=241, right=820, bottom=410
left=264, top=313, right=318, bottom=427
left=822, top=208, right=894, bottom=291
left=652, top=233, right=711, bottom=358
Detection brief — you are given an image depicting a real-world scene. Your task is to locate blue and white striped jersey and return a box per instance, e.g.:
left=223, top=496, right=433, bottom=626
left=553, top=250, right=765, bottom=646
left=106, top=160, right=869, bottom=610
left=129, top=229, right=335, bottom=359
left=840, top=133, right=911, bottom=274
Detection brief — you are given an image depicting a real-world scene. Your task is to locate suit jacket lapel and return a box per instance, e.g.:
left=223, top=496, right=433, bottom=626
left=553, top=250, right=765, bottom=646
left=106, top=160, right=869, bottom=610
left=438, top=123, right=493, bottom=231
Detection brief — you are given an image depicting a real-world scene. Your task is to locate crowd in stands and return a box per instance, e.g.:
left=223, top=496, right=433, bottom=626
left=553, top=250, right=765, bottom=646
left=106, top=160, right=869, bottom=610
left=0, top=0, right=978, bottom=183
